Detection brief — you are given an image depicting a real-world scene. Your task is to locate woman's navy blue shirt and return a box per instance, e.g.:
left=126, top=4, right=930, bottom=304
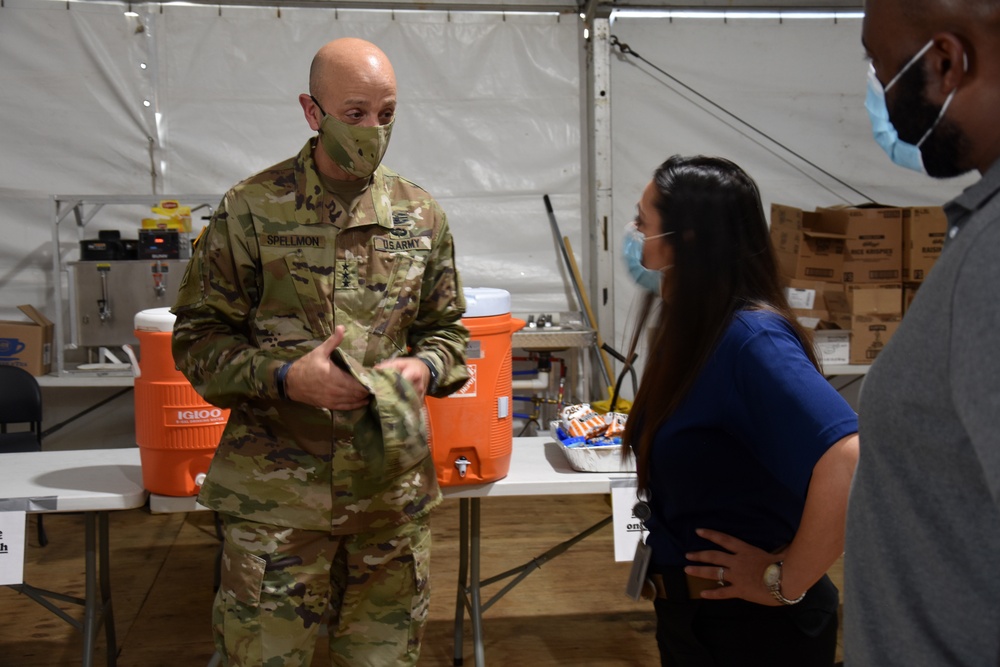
left=644, top=309, right=858, bottom=569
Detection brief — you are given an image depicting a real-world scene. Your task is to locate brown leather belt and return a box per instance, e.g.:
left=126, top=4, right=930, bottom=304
left=643, top=572, right=726, bottom=600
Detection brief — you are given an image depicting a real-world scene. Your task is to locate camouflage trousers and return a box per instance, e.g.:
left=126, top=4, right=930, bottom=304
left=213, top=513, right=432, bottom=667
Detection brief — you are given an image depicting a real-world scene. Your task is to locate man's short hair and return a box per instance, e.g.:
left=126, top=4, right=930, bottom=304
left=899, top=0, right=1000, bottom=23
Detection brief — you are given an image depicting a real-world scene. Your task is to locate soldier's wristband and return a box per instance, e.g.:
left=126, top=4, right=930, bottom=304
left=417, top=357, right=439, bottom=394
left=275, top=362, right=292, bottom=401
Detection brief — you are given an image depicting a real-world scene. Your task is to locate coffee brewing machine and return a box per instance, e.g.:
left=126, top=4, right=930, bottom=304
left=66, top=227, right=189, bottom=365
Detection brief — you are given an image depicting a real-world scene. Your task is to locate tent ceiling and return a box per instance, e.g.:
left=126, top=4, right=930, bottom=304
left=608, top=1, right=862, bottom=8
left=128, top=0, right=864, bottom=13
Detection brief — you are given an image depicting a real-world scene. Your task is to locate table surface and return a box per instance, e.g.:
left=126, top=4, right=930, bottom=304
left=35, top=373, right=135, bottom=388
left=149, top=437, right=634, bottom=513
left=0, top=448, right=147, bottom=512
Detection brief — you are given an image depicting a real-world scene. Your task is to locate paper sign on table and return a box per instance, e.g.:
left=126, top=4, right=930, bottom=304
left=610, top=478, right=643, bottom=562
left=0, top=511, right=27, bottom=585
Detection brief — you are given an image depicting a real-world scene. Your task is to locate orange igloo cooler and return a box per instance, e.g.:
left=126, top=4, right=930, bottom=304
left=425, top=287, right=525, bottom=486
left=133, top=307, right=228, bottom=496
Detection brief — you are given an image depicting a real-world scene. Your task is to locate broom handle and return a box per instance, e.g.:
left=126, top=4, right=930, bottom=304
left=563, top=236, right=615, bottom=391
left=543, top=194, right=613, bottom=391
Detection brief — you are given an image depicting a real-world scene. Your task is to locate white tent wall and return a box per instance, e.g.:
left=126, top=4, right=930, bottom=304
left=605, top=15, right=977, bottom=401
left=0, top=0, right=581, bottom=445
left=0, top=4, right=982, bottom=426
left=0, top=0, right=583, bottom=323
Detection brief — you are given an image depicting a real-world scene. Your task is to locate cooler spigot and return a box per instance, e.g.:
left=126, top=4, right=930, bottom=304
left=455, top=456, right=471, bottom=478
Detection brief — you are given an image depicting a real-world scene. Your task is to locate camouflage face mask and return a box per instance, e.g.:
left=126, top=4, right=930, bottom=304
left=318, top=112, right=394, bottom=180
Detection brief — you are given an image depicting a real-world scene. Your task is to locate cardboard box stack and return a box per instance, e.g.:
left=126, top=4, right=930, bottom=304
left=901, top=206, right=948, bottom=314
left=0, top=305, right=54, bottom=376
left=826, top=285, right=903, bottom=365
left=771, top=203, right=947, bottom=367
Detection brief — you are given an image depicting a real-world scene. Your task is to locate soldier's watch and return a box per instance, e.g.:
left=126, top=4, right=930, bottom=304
left=763, top=561, right=806, bottom=606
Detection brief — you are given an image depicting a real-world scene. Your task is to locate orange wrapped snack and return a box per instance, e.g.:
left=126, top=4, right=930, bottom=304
left=604, top=412, right=627, bottom=438
left=562, top=404, right=609, bottom=439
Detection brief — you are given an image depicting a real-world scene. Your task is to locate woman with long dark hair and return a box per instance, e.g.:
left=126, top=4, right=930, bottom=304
left=622, top=156, right=859, bottom=666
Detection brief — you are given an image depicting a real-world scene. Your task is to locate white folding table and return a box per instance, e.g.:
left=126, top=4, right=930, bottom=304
left=441, top=437, right=634, bottom=667
left=0, top=448, right=148, bottom=667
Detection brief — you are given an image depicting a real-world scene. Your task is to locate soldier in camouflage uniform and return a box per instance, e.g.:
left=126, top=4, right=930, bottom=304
left=171, top=37, right=469, bottom=667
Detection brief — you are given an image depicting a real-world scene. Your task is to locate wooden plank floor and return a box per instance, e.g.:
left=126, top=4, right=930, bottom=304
left=0, top=495, right=843, bottom=666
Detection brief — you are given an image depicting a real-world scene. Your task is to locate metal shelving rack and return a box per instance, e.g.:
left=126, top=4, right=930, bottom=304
left=49, top=194, right=221, bottom=378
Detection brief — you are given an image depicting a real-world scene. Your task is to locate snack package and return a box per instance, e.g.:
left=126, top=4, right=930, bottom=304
left=586, top=436, right=622, bottom=447
left=560, top=403, right=591, bottom=423
left=604, top=412, right=627, bottom=438
left=561, top=403, right=609, bottom=439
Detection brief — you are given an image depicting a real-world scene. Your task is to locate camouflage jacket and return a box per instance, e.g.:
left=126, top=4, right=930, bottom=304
left=172, top=138, right=470, bottom=533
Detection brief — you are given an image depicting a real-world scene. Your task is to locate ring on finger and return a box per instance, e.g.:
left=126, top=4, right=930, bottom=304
left=717, top=567, right=726, bottom=586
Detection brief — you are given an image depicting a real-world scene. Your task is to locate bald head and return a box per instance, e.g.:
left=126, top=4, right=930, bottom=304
left=302, top=37, right=397, bottom=133
left=299, top=38, right=398, bottom=180
left=309, top=38, right=396, bottom=101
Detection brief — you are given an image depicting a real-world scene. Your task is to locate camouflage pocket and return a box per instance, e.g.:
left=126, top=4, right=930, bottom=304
left=270, top=246, right=333, bottom=341
left=406, top=518, right=432, bottom=655
left=220, top=538, right=266, bottom=608
left=409, top=520, right=431, bottom=597
left=369, top=250, right=428, bottom=358
left=216, top=536, right=265, bottom=665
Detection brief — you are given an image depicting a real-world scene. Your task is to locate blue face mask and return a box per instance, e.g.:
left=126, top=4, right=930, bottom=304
left=623, top=222, right=673, bottom=293
left=865, top=65, right=925, bottom=173
left=865, top=39, right=962, bottom=173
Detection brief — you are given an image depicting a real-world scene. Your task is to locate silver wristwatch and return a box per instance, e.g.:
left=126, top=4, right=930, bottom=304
left=763, top=561, right=806, bottom=606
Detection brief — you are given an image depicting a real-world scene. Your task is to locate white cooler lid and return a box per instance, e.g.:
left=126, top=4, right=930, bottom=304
left=463, top=287, right=511, bottom=318
left=135, top=307, right=177, bottom=332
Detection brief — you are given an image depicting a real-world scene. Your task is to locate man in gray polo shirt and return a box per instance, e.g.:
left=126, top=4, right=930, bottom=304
left=846, top=0, right=1000, bottom=664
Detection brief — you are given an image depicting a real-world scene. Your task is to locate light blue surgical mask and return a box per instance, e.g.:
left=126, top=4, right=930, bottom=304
left=623, top=221, right=673, bottom=293
left=865, top=65, right=925, bottom=172
left=865, top=40, right=962, bottom=172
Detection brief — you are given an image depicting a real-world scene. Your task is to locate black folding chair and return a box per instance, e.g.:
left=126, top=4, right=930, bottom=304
left=0, top=365, right=48, bottom=546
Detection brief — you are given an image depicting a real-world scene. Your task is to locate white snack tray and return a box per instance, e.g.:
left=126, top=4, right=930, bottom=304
left=550, top=421, right=636, bottom=473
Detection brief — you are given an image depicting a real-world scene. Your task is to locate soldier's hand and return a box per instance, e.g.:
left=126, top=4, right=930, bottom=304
left=285, top=327, right=371, bottom=411
left=375, top=356, right=431, bottom=400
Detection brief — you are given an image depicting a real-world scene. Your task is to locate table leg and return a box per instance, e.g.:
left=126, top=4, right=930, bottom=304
left=100, top=512, right=118, bottom=667
left=453, top=499, right=469, bottom=666
left=469, top=499, right=485, bottom=667
left=82, top=512, right=97, bottom=667
left=81, top=512, right=118, bottom=667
